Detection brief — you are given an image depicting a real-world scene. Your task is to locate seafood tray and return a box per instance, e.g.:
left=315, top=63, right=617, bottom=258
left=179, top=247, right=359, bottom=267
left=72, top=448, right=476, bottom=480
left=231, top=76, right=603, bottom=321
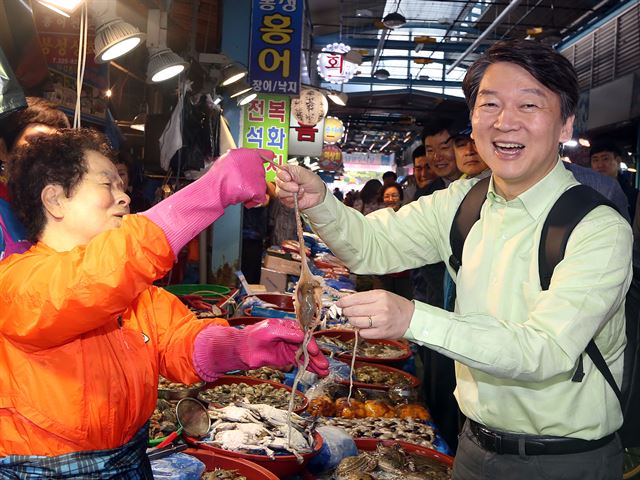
left=185, top=404, right=323, bottom=478
left=318, top=417, right=438, bottom=450
left=314, top=330, right=411, bottom=364
left=149, top=398, right=179, bottom=440
left=186, top=448, right=278, bottom=480
left=237, top=367, right=285, bottom=383
left=328, top=440, right=453, bottom=480
left=337, top=362, right=420, bottom=391
left=199, top=376, right=307, bottom=412
left=308, top=396, right=430, bottom=421
left=158, top=376, right=205, bottom=401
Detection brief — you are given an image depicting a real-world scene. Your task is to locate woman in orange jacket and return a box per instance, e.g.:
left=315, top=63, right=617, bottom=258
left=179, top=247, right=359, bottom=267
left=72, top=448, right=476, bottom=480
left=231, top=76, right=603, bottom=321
left=0, top=129, right=328, bottom=478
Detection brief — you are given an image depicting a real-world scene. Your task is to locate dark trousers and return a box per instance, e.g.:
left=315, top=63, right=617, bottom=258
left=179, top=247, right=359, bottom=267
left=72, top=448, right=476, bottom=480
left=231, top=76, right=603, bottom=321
left=420, top=346, right=463, bottom=452
left=453, top=421, right=623, bottom=480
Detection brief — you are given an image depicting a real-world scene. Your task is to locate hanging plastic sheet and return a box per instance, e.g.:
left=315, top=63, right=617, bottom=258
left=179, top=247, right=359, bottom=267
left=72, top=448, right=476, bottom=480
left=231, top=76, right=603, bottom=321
left=0, top=46, right=26, bottom=121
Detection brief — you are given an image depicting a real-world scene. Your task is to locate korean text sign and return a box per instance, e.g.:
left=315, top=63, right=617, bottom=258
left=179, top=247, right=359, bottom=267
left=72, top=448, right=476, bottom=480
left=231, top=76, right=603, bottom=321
left=249, top=0, right=303, bottom=95
left=241, top=93, right=290, bottom=181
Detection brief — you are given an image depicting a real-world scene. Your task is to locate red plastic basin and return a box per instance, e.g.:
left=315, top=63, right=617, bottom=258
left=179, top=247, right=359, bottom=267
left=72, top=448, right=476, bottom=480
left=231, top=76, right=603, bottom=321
left=185, top=448, right=279, bottom=479
left=336, top=361, right=420, bottom=391
left=226, top=316, right=268, bottom=327
left=355, top=438, right=454, bottom=467
left=253, top=293, right=295, bottom=312
left=186, top=432, right=323, bottom=478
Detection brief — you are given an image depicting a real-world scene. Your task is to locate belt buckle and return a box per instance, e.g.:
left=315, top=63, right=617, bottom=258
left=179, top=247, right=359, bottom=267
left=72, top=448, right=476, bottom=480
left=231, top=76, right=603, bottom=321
left=480, top=426, right=503, bottom=454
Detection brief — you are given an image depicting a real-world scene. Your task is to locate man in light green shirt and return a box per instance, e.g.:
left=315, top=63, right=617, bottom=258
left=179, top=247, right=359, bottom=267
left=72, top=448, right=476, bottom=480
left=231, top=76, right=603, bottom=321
left=276, top=40, right=630, bottom=479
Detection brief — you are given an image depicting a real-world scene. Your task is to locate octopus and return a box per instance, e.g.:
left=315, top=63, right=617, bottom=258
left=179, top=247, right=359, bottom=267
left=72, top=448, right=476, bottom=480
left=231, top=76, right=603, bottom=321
left=286, top=191, right=323, bottom=450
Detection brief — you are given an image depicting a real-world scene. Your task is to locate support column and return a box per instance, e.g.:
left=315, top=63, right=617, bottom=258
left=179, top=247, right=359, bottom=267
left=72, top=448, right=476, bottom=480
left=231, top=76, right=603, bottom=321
left=209, top=0, right=251, bottom=285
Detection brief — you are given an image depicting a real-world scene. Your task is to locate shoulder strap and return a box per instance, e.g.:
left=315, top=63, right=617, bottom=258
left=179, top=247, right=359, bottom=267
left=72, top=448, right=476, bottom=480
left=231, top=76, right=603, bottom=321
left=539, top=184, right=621, bottom=400
left=449, top=177, right=490, bottom=273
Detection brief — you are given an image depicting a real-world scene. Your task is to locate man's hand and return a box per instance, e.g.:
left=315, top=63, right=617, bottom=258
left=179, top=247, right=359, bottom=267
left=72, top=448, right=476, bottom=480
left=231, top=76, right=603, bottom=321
left=336, top=289, right=415, bottom=340
left=275, top=164, right=326, bottom=210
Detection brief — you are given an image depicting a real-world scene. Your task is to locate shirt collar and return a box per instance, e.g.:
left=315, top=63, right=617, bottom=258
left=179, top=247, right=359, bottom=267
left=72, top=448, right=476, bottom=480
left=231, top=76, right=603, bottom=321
left=487, top=158, right=575, bottom=220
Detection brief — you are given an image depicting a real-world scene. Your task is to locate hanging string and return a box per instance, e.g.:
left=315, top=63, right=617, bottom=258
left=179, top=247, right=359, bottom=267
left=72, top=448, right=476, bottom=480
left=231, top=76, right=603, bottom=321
left=73, top=4, right=89, bottom=129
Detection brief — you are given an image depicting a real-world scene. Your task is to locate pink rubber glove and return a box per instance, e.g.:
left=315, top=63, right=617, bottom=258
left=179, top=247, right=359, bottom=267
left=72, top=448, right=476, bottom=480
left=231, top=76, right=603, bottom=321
left=142, top=148, right=273, bottom=256
left=192, top=319, right=330, bottom=381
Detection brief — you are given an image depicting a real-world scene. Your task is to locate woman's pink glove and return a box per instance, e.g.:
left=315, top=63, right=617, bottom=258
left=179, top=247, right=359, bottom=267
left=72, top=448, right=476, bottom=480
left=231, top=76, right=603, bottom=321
left=192, top=319, right=330, bottom=381
left=142, top=148, right=273, bottom=255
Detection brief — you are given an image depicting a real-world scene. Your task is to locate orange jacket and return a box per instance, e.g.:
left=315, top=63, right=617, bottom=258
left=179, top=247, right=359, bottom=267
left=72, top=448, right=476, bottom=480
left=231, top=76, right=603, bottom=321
left=0, top=215, right=228, bottom=456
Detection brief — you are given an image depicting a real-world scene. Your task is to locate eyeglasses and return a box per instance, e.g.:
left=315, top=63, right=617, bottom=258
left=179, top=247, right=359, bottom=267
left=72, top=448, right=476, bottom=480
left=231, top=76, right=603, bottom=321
left=383, top=193, right=401, bottom=200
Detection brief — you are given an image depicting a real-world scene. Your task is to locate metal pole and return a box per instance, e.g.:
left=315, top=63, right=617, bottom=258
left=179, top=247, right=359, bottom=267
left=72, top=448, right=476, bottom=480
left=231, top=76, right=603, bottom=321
left=447, top=0, right=523, bottom=74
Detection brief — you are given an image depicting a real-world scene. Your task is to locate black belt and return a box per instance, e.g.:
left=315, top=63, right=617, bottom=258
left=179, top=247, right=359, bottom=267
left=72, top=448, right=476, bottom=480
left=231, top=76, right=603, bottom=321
left=469, top=420, right=615, bottom=455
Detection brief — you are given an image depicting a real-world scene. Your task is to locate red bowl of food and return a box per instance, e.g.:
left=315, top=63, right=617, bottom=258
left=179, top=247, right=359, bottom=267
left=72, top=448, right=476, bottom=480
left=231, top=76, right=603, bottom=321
left=187, top=432, right=323, bottom=478
left=199, top=375, right=308, bottom=413
left=185, top=448, right=279, bottom=479
left=313, top=329, right=412, bottom=364
left=252, top=293, right=295, bottom=312
left=226, top=316, right=268, bottom=328
left=336, top=361, right=420, bottom=391
left=354, top=438, right=454, bottom=468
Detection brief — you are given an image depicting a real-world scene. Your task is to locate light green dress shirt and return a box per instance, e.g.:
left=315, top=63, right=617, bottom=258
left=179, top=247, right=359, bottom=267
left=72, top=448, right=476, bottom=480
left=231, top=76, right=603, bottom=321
left=304, top=160, right=632, bottom=440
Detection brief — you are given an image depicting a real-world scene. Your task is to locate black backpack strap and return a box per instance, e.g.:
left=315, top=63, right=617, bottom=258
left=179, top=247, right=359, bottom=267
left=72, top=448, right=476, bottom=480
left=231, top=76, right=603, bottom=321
left=449, top=177, right=490, bottom=273
left=539, top=185, right=621, bottom=394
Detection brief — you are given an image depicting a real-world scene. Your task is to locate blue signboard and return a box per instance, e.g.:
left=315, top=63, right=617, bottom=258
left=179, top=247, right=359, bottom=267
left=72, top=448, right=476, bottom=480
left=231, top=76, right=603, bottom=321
left=249, top=0, right=303, bottom=95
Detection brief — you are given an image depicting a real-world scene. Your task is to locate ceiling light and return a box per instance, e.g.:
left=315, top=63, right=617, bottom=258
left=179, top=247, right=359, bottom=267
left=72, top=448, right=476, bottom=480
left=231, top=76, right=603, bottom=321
left=130, top=111, right=147, bottom=131
left=237, top=89, right=257, bottom=107
left=220, top=64, right=248, bottom=87
left=373, top=68, right=390, bottom=80
left=145, top=8, right=187, bottom=83
left=212, top=94, right=223, bottom=106
left=327, top=91, right=348, bottom=106
left=344, top=50, right=363, bottom=65
left=225, top=80, right=252, bottom=99
left=38, top=0, right=83, bottom=17
left=147, top=48, right=188, bottom=83
left=92, top=0, right=145, bottom=63
left=578, top=138, right=591, bottom=147
left=563, top=140, right=578, bottom=147
left=382, top=12, right=406, bottom=29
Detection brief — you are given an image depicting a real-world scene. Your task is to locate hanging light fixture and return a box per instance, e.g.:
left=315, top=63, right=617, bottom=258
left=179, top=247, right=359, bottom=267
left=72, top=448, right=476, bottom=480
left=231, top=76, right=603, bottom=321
left=225, top=80, right=252, bottom=99
left=91, top=0, right=146, bottom=63
left=373, top=68, right=390, bottom=80
left=130, top=112, right=147, bottom=131
left=220, top=63, right=248, bottom=86
left=146, top=9, right=188, bottom=83
left=237, top=90, right=257, bottom=106
left=382, top=12, right=406, bottom=29
left=327, top=90, right=348, bottom=106
left=38, top=0, right=84, bottom=17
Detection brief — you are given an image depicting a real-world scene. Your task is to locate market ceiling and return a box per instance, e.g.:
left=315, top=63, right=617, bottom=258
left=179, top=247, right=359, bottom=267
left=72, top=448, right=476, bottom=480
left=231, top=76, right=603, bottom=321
left=10, top=0, right=626, bottom=161
left=306, top=0, right=626, bottom=156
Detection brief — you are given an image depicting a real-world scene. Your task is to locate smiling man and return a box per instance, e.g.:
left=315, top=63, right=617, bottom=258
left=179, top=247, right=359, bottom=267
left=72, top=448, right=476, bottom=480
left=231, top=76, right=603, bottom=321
left=276, top=39, right=630, bottom=480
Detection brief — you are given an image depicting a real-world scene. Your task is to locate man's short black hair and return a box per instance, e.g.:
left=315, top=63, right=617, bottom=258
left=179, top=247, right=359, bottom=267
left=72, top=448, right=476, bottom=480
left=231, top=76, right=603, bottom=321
left=590, top=142, right=623, bottom=159
left=8, top=128, right=114, bottom=242
left=462, top=39, right=579, bottom=122
left=1, top=97, right=70, bottom=150
left=421, top=117, right=454, bottom=143
left=382, top=171, right=397, bottom=181
left=412, top=145, right=426, bottom=163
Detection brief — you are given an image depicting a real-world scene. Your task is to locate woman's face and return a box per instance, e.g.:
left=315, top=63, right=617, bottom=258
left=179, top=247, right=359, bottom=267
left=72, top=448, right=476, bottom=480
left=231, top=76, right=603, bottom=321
left=383, top=186, right=402, bottom=211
